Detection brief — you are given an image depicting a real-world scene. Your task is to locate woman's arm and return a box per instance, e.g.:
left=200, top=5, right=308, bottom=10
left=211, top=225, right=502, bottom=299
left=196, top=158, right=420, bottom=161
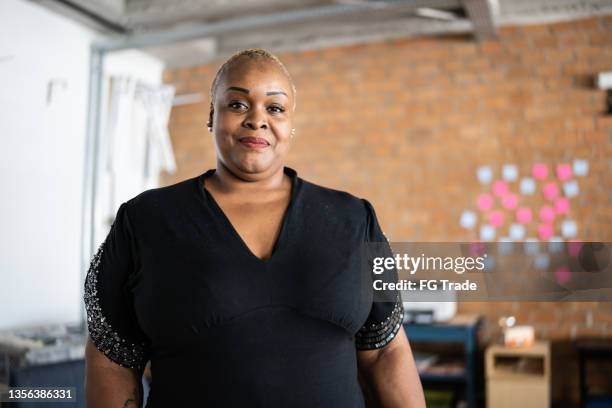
left=357, top=327, right=426, bottom=408
left=85, top=337, right=144, bottom=408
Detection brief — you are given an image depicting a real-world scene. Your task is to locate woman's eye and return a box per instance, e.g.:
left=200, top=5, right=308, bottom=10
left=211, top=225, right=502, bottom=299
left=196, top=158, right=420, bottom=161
left=268, top=105, right=285, bottom=114
left=228, top=101, right=247, bottom=110
left=227, top=101, right=284, bottom=113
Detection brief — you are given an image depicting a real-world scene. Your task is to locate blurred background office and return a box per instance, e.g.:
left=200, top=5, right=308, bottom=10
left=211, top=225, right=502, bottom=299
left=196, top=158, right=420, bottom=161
left=0, top=0, right=611, bottom=407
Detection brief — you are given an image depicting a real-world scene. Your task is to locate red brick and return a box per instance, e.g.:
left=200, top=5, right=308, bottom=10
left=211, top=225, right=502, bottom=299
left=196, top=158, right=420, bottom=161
left=589, top=31, right=612, bottom=46
left=452, top=43, right=478, bottom=57
left=557, top=31, right=590, bottom=47
left=533, top=34, right=560, bottom=48
left=583, top=130, right=609, bottom=144
left=563, top=61, right=592, bottom=75
left=544, top=49, right=576, bottom=63
left=565, top=118, right=596, bottom=132
left=550, top=20, right=582, bottom=34
left=596, top=115, right=612, bottom=129
left=479, top=40, right=504, bottom=55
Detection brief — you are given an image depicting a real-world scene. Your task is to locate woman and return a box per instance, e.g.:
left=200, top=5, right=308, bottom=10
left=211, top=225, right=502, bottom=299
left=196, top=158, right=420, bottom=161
left=85, top=48, right=425, bottom=407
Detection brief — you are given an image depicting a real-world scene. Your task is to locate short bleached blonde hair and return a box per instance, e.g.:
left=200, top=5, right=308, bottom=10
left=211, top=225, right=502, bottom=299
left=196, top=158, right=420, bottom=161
left=209, top=48, right=297, bottom=111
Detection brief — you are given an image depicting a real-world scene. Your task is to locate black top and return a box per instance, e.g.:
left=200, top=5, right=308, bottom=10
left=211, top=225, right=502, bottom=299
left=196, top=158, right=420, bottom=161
left=84, top=167, right=402, bottom=407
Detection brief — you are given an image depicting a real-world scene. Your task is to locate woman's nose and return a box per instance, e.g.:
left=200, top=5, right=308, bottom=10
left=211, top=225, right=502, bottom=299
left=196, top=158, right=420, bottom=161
left=243, top=109, right=268, bottom=130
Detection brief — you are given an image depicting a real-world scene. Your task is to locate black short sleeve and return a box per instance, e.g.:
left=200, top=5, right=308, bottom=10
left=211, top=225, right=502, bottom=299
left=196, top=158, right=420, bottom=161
left=355, top=199, right=404, bottom=350
left=84, top=202, right=150, bottom=370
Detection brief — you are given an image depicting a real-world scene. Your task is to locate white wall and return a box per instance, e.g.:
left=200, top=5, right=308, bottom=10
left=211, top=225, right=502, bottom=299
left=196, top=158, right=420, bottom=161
left=0, top=0, right=164, bottom=330
left=0, top=0, right=96, bottom=330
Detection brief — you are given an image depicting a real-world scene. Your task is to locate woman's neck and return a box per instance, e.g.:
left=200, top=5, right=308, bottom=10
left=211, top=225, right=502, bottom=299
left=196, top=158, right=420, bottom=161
left=209, top=161, right=288, bottom=195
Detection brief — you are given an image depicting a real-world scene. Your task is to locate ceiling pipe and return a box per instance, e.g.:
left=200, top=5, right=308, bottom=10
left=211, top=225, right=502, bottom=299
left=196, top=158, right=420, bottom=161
left=95, top=0, right=458, bottom=51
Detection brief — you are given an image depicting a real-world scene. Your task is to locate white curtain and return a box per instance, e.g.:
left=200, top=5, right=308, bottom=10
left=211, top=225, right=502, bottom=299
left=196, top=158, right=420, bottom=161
left=94, top=76, right=176, bottom=244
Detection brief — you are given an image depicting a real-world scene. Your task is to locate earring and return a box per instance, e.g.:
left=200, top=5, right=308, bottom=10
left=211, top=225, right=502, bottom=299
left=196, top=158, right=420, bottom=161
left=291, top=128, right=296, bottom=138
left=207, top=121, right=212, bottom=132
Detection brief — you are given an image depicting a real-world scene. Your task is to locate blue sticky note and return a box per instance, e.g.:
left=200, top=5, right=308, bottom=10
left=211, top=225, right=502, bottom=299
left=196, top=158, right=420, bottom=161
left=573, top=159, right=589, bottom=177
left=563, top=180, right=579, bottom=197
left=520, top=177, right=536, bottom=195
left=498, top=239, right=513, bottom=255
left=561, top=220, right=577, bottom=238
left=534, top=253, right=550, bottom=270
left=509, top=224, right=525, bottom=240
left=477, top=166, right=493, bottom=184
left=480, top=224, right=496, bottom=241
left=460, top=210, right=477, bottom=229
left=502, top=164, right=518, bottom=182
left=548, top=237, right=564, bottom=253
left=524, top=238, right=539, bottom=255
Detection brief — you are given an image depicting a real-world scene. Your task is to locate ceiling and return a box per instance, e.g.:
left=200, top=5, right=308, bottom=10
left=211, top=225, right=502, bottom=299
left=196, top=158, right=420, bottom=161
left=30, top=0, right=612, bottom=67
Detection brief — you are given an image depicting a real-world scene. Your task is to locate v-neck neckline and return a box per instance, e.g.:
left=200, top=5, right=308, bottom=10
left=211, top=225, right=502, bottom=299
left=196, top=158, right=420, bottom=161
left=198, top=166, right=299, bottom=264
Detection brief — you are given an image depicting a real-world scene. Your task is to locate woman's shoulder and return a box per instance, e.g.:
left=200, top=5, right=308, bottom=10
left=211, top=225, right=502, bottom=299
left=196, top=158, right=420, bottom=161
left=124, top=175, right=201, bottom=217
left=299, top=177, right=370, bottom=219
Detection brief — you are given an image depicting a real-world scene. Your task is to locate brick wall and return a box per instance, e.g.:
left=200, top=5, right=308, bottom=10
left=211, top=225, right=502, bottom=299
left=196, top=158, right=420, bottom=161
left=162, top=16, right=612, bottom=404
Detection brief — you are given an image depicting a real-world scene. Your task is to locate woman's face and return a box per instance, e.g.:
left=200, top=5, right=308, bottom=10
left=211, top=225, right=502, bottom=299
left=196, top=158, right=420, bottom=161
left=210, top=59, right=295, bottom=179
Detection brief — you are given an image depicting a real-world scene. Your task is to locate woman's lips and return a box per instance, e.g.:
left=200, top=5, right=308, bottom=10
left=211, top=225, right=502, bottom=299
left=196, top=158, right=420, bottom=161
left=238, top=136, right=270, bottom=149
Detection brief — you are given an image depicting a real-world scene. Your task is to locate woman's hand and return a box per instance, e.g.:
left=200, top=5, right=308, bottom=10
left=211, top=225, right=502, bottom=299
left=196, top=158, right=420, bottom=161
left=85, top=337, right=144, bottom=407
left=357, top=327, right=426, bottom=408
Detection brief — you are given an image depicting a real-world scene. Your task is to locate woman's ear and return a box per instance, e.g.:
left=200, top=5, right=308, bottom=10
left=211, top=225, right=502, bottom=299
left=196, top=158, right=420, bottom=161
left=207, top=102, right=214, bottom=131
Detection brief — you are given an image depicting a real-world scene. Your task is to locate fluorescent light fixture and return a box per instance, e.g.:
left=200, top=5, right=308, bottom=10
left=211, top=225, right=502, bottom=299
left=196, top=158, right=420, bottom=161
left=415, top=7, right=460, bottom=21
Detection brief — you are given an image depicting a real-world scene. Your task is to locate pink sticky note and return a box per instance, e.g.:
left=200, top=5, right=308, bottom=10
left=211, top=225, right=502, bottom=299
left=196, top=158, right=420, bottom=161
left=469, top=242, right=486, bottom=257
left=538, top=223, right=554, bottom=240
left=533, top=163, right=548, bottom=180
left=489, top=210, right=505, bottom=227
left=555, top=266, right=571, bottom=284
left=477, top=194, right=493, bottom=211
left=539, top=205, right=556, bottom=223
left=556, top=163, right=573, bottom=181
left=543, top=182, right=559, bottom=200
left=516, top=207, right=532, bottom=224
left=492, top=180, right=509, bottom=197
left=502, top=193, right=518, bottom=210
left=568, top=241, right=582, bottom=257
left=555, top=197, right=570, bottom=214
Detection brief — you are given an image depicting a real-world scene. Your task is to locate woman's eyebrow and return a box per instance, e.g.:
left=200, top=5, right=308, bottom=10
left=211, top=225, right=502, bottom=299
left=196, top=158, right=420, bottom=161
left=266, top=91, right=288, bottom=97
left=225, top=86, right=287, bottom=97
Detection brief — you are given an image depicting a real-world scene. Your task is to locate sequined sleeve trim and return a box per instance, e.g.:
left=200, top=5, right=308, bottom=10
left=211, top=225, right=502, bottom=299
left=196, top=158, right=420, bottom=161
left=355, top=300, right=404, bottom=350
left=84, top=240, right=149, bottom=370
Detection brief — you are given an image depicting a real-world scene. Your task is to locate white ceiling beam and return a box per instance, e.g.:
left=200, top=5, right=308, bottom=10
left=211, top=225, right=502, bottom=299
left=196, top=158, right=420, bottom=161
left=29, top=0, right=127, bottom=33
left=95, top=0, right=460, bottom=51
